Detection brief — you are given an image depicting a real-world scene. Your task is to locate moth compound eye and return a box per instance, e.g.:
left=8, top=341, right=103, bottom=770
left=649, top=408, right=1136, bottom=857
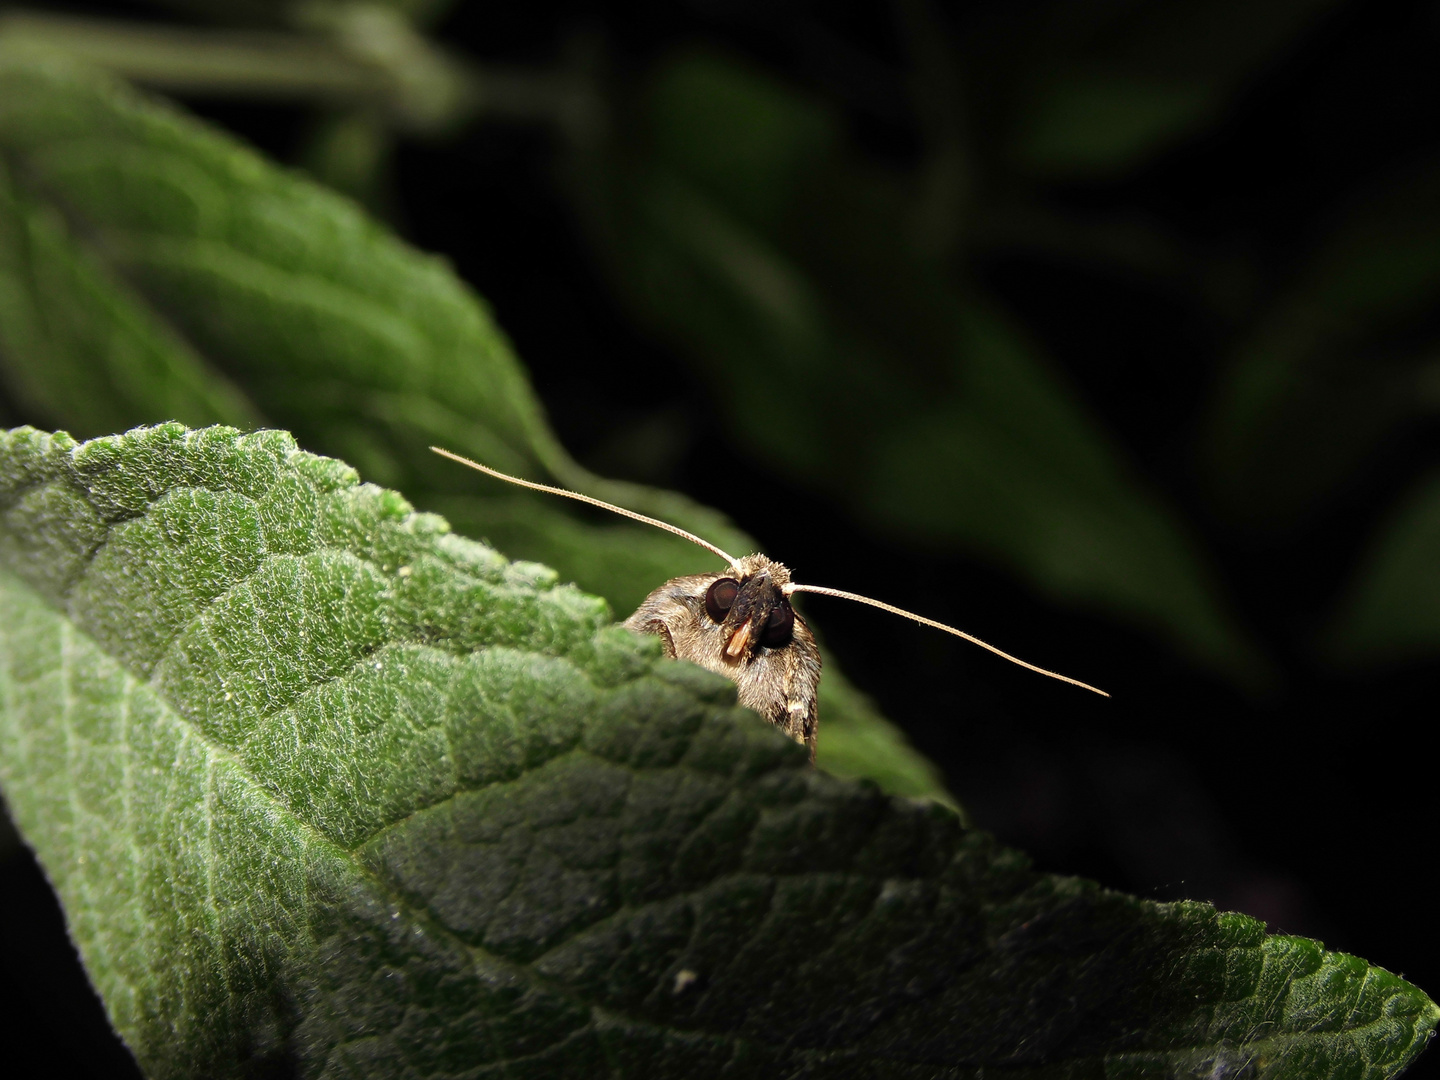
left=705, top=578, right=740, bottom=623
left=759, top=602, right=794, bottom=648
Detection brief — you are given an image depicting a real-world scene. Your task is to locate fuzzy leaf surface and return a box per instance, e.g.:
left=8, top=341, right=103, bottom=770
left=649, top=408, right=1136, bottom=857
left=0, top=423, right=1435, bottom=1079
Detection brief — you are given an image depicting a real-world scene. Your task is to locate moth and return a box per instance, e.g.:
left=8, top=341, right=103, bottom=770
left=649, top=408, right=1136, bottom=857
left=433, top=448, right=1106, bottom=759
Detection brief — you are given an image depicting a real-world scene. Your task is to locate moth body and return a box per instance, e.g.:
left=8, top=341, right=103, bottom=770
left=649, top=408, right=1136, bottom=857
left=624, top=554, right=821, bottom=756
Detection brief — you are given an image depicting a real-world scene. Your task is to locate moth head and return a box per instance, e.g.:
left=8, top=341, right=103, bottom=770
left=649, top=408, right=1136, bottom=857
left=700, top=555, right=796, bottom=663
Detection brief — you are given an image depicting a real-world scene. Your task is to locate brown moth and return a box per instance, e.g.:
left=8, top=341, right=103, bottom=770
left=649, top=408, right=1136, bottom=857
left=625, top=554, right=821, bottom=750
left=433, top=448, right=1106, bottom=760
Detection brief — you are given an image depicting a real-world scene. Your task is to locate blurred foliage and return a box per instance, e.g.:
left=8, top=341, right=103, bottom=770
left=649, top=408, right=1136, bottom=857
left=999, top=0, right=1342, bottom=178
left=1328, top=468, right=1440, bottom=664
left=141, top=0, right=458, bottom=30
left=547, top=1, right=1435, bottom=679
left=562, top=47, right=1266, bottom=681
left=1204, top=159, right=1440, bottom=528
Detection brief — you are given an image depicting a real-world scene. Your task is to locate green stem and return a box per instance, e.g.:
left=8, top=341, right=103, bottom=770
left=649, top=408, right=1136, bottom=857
left=0, top=8, right=596, bottom=135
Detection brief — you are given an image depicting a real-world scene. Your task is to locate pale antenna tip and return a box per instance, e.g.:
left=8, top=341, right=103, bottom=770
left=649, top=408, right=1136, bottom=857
left=786, top=582, right=1109, bottom=697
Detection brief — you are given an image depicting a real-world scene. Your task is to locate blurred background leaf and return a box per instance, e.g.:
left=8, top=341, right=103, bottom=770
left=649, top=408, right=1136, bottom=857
left=565, top=49, right=1265, bottom=682
left=140, top=0, right=458, bottom=29
left=1327, top=469, right=1440, bottom=665
left=999, top=0, right=1342, bottom=179
left=1204, top=159, right=1440, bottom=529
left=0, top=149, right=261, bottom=434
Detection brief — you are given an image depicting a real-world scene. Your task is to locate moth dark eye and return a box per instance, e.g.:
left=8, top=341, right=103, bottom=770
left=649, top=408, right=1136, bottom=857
left=759, top=603, right=794, bottom=648
left=705, top=578, right=740, bottom=623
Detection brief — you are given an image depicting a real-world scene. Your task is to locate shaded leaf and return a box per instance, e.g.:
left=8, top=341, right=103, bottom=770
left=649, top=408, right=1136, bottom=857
left=1, top=422, right=1434, bottom=1078
left=0, top=149, right=260, bottom=437
left=136, top=0, right=455, bottom=31
left=860, top=304, right=1255, bottom=678
left=0, top=48, right=745, bottom=583
left=0, top=50, right=947, bottom=801
left=810, top=664, right=956, bottom=806
left=298, top=108, right=396, bottom=214
left=1004, top=0, right=1341, bottom=178
left=1204, top=160, right=1440, bottom=527
left=1012, top=75, right=1211, bottom=179
left=1327, top=468, right=1440, bottom=664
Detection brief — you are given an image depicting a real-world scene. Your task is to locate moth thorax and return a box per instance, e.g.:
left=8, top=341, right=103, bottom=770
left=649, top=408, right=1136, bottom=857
left=734, top=554, right=792, bottom=587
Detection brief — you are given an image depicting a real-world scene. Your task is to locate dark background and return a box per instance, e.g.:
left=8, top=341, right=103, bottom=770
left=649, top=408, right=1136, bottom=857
left=2, top=0, right=1438, bottom=1075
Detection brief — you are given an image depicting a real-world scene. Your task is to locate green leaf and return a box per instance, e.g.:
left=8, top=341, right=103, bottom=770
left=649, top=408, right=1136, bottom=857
left=0, top=47, right=747, bottom=587
left=574, top=51, right=1265, bottom=684
left=1204, top=161, right=1440, bottom=528
left=0, top=50, right=553, bottom=483
left=0, top=49, right=949, bottom=802
left=1327, top=468, right=1440, bottom=664
left=810, top=665, right=957, bottom=807
left=130, top=0, right=455, bottom=30
left=0, top=143, right=261, bottom=438
left=1005, top=0, right=1342, bottom=178
left=1012, top=75, right=1212, bottom=178
left=1, top=422, right=1434, bottom=1078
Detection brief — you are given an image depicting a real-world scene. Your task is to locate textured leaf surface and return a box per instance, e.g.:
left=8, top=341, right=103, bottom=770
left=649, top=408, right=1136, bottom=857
left=0, top=49, right=941, bottom=799
left=1, top=423, right=1435, bottom=1079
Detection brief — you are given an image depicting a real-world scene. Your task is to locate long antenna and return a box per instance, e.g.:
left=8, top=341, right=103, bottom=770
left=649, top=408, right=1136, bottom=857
left=784, top=583, right=1109, bottom=697
left=431, top=446, right=742, bottom=569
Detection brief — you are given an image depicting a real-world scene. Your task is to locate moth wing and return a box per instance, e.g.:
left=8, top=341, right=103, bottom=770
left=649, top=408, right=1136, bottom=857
left=626, top=614, right=678, bottom=658
left=623, top=574, right=719, bottom=660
